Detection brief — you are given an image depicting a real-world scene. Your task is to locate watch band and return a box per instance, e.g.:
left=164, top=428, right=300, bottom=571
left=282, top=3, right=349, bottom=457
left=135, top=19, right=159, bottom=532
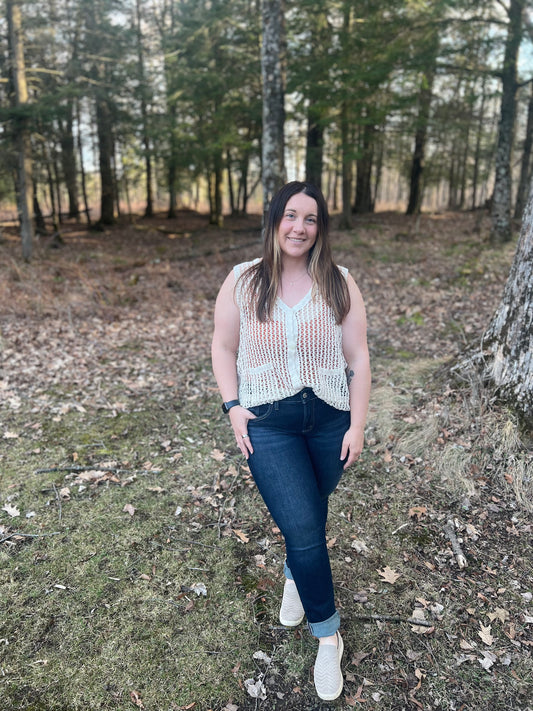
left=222, top=399, right=240, bottom=414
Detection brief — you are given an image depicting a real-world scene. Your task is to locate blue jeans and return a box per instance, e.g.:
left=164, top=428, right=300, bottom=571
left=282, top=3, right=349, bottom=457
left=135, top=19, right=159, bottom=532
left=246, top=388, right=350, bottom=637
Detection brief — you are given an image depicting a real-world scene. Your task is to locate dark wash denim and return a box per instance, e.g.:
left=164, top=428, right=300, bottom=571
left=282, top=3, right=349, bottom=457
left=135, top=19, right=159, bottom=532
left=246, top=387, right=350, bottom=637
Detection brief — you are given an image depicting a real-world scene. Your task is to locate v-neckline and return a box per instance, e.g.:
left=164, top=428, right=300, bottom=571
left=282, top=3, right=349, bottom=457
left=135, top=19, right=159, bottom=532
left=277, top=287, right=313, bottom=312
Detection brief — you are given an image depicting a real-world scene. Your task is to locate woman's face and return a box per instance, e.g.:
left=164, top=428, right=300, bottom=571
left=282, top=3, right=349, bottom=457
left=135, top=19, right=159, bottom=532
left=276, top=192, right=318, bottom=260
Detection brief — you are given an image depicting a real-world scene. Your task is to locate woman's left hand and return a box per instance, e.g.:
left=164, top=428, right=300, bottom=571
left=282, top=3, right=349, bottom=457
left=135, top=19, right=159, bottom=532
left=340, top=425, right=365, bottom=469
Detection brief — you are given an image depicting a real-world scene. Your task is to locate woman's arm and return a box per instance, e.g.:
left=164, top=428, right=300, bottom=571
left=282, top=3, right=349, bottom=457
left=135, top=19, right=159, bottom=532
left=340, top=272, right=371, bottom=469
left=211, top=270, right=255, bottom=458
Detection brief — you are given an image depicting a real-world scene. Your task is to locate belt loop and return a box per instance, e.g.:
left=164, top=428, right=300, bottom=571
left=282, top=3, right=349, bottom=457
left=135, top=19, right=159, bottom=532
left=274, top=400, right=279, bottom=411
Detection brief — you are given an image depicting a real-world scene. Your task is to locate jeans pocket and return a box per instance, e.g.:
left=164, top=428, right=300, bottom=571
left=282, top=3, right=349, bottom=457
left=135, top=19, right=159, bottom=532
left=247, top=402, right=273, bottom=423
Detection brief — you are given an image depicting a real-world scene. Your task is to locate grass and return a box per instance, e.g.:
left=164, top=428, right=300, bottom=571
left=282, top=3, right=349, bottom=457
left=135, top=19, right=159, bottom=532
left=1, top=210, right=532, bottom=710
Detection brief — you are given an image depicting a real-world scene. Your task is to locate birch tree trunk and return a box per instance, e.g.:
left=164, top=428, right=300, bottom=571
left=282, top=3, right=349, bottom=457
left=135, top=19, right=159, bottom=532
left=490, top=0, right=524, bottom=244
left=482, top=179, right=533, bottom=424
left=261, top=0, right=286, bottom=218
left=7, top=0, right=34, bottom=261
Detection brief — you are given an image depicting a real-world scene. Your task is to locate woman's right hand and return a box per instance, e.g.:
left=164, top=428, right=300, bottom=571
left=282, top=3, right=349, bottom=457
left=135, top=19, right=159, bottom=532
left=229, top=406, right=256, bottom=459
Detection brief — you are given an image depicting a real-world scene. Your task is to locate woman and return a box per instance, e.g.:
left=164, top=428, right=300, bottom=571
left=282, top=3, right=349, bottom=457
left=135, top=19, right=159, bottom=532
left=211, top=181, right=371, bottom=701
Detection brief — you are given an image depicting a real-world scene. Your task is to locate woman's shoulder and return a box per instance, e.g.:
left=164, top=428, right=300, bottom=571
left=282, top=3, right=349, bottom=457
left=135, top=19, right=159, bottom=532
left=233, top=257, right=262, bottom=278
left=336, top=264, right=349, bottom=279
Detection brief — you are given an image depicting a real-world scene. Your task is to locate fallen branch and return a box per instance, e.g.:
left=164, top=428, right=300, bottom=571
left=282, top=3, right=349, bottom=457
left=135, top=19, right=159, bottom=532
left=52, top=483, right=62, bottom=523
left=34, top=466, right=162, bottom=475
left=0, top=531, right=61, bottom=544
left=444, top=519, right=468, bottom=569
left=354, top=613, right=435, bottom=628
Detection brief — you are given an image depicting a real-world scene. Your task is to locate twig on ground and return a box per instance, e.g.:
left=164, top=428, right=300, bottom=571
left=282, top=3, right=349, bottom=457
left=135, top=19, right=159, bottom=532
left=0, top=531, right=61, bottom=544
left=392, top=522, right=410, bottom=535
left=354, top=613, right=435, bottom=628
left=52, top=483, right=62, bottom=522
left=34, top=466, right=162, bottom=475
left=444, top=519, right=468, bottom=569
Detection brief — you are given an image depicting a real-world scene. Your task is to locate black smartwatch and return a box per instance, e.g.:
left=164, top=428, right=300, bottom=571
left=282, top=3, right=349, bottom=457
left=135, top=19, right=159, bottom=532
left=222, top=399, right=240, bottom=414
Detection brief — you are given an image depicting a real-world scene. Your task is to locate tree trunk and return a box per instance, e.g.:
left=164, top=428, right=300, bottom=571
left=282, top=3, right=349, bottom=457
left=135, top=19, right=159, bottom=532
left=261, top=0, right=286, bottom=218
left=76, top=98, right=91, bottom=226
left=339, top=100, right=353, bottom=229
left=135, top=0, right=154, bottom=218
left=481, top=178, right=533, bottom=424
left=7, top=0, right=34, bottom=261
left=514, top=82, right=533, bottom=219
left=208, top=152, right=224, bottom=227
left=490, top=0, right=524, bottom=244
left=59, top=104, right=80, bottom=219
left=338, top=4, right=352, bottom=229
left=305, top=112, right=324, bottom=190
left=354, top=122, right=375, bottom=214
left=96, top=96, right=115, bottom=225
left=406, top=48, right=437, bottom=216
left=472, top=76, right=488, bottom=210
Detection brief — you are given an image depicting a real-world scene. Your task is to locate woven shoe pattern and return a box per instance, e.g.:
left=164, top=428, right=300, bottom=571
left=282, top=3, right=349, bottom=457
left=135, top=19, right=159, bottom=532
left=279, top=580, right=305, bottom=627
left=313, top=632, right=344, bottom=701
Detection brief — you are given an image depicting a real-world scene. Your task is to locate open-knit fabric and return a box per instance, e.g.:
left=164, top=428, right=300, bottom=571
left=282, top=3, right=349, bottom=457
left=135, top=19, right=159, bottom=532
left=234, top=259, right=350, bottom=411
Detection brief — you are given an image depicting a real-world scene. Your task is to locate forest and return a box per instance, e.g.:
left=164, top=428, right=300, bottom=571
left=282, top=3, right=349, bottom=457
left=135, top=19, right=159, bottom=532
left=1, top=2, right=533, bottom=710
left=2, top=0, right=533, bottom=255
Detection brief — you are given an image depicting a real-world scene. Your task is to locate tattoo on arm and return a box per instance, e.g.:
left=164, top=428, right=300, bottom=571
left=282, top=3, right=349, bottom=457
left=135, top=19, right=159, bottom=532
left=346, top=368, right=355, bottom=386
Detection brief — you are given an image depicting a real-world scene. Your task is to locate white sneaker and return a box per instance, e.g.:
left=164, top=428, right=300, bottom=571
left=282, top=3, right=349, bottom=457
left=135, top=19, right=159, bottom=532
left=279, top=579, right=305, bottom=627
left=314, top=632, right=344, bottom=701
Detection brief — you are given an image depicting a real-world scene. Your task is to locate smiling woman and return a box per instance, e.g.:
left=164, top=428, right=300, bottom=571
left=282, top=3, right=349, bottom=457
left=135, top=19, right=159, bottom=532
left=211, top=181, right=371, bottom=701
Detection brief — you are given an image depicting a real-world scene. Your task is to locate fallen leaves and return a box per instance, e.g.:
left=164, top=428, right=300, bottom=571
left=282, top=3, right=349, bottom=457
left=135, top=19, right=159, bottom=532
left=130, top=690, right=144, bottom=708
left=1, top=503, right=20, bottom=518
left=377, top=566, right=401, bottom=584
left=232, top=529, right=249, bottom=544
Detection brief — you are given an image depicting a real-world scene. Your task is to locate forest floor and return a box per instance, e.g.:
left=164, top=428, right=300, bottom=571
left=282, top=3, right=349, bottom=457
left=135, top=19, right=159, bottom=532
left=0, top=208, right=532, bottom=711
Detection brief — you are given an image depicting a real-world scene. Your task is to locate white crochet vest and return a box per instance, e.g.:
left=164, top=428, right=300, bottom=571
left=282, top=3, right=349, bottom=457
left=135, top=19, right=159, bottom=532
left=234, top=259, right=350, bottom=411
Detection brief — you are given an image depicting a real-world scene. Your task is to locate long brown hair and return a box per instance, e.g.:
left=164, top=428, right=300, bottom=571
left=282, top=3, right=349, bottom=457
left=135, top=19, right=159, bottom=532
left=240, top=181, right=350, bottom=323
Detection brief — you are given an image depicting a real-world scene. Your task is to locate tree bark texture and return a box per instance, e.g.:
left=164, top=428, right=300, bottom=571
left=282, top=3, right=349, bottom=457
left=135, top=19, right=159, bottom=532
left=261, top=0, right=286, bottom=217
left=490, top=0, right=524, bottom=244
left=7, top=0, right=34, bottom=261
left=483, top=179, right=533, bottom=424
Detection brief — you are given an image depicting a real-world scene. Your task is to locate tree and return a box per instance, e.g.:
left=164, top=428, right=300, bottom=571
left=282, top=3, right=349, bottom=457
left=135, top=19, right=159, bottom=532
left=490, top=0, right=525, bottom=244
left=514, top=81, right=533, bottom=219
left=135, top=0, right=154, bottom=218
left=480, top=178, right=533, bottom=424
left=406, top=33, right=438, bottom=215
left=6, top=0, right=34, bottom=261
left=261, top=0, right=286, bottom=216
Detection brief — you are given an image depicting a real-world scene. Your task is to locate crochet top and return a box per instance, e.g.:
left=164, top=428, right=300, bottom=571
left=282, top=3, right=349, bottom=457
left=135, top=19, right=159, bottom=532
left=234, top=259, right=350, bottom=411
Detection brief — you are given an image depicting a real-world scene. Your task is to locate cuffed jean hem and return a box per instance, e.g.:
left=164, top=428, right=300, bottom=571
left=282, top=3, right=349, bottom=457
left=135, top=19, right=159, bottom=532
left=284, top=562, right=340, bottom=637
left=283, top=561, right=293, bottom=580
left=308, top=610, right=341, bottom=638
